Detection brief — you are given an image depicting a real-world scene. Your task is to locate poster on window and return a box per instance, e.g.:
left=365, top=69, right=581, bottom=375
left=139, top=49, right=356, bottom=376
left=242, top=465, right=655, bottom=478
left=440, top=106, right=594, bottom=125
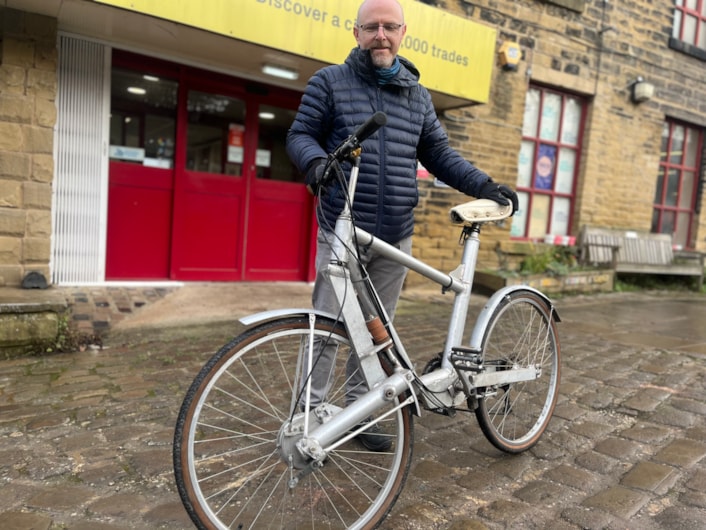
left=228, top=123, right=244, bottom=163
left=534, top=144, right=556, bottom=190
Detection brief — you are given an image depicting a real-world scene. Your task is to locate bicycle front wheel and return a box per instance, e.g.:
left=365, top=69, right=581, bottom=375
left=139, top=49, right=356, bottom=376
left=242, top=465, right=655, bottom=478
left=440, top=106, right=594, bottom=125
left=173, top=315, right=413, bottom=530
left=475, top=291, right=560, bottom=453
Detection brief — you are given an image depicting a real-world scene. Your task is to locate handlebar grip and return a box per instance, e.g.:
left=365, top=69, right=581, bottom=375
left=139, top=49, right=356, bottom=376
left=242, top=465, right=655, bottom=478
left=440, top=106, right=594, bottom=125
left=332, top=112, right=388, bottom=161
left=352, top=112, right=387, bottom=144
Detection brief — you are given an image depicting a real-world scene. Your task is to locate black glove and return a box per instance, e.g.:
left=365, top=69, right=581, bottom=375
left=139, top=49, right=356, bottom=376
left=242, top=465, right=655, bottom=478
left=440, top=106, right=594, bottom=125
left=478, top=180, right=519, bottom=216
left=305, top=158, right=327, bottom=195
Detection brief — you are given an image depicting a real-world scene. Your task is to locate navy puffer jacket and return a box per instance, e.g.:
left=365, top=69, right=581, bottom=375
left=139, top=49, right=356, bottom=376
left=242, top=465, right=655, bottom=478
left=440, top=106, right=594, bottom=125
left=286, top=47, right=491, bottom=244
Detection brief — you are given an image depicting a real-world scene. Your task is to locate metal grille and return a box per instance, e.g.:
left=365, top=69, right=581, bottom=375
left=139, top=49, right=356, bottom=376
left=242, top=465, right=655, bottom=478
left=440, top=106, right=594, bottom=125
left=51, top=35, right=110, bottom=284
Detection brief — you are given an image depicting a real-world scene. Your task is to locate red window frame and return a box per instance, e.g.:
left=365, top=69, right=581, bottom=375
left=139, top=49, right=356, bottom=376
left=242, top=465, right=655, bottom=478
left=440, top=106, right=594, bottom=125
left=673, top=0, right=706, bottom=49
left=652, top=120, right=704, bottom=249
left=511, top=85, right=586, bottom=241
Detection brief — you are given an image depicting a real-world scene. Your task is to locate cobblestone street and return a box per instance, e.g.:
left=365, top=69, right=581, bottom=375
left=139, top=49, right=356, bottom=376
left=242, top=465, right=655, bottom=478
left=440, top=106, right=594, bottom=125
left=1, top=286, right=705, bottom=529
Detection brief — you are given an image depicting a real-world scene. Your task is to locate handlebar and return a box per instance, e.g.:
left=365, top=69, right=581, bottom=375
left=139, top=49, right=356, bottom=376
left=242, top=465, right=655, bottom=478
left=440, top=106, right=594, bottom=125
left=332, top=112, right=387, bottom=161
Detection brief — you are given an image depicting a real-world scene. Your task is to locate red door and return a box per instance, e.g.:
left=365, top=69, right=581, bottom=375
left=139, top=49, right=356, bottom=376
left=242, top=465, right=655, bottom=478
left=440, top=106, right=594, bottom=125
left=106, top=52, right=314, bottom=282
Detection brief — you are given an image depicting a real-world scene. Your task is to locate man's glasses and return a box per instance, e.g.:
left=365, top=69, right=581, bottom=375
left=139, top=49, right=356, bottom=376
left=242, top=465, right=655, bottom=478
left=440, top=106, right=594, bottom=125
left=358, top=23, right=404, bottom=36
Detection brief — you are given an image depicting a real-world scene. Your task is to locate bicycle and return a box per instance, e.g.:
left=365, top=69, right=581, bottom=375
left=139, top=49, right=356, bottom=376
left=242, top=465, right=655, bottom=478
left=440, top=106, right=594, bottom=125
left=173, top=113, right=561, bottom=530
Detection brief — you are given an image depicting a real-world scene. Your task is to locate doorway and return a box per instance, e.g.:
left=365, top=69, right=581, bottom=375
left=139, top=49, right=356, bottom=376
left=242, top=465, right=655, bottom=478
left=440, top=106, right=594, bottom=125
left=106, top=51, right=314, bottom=281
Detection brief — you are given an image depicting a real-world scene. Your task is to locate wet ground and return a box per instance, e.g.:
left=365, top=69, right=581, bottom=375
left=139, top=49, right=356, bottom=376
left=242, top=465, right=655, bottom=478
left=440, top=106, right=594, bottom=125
left=0, top=284, right=704, bottom=529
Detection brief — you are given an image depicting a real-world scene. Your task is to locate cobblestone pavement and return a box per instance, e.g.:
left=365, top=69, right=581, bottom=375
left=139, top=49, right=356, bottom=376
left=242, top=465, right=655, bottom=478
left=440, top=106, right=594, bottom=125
left=1, top=286, right=705, bottom=529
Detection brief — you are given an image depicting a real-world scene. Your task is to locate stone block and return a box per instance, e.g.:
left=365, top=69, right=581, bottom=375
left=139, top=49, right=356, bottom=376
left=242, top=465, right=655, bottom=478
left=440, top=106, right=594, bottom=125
left=34, top=98, right=56, bottom=128
left=0, top=151, right=31, bottom=179
left=0, top=181, right=22, bottom=208
left=22, top=181, right=52, bottom=209
left=0, top=264, right=22, bottom=286
left=25, top=124, right=54, bottom=154
left=0, top=122, right=23, bottom=151
left=0, top=208, right=25, bottom=235
left=0, top=94, right=32, bottom=123
left=31, top=154, right=54, bottom=183
left=0, top=311, right=59, bottom=357
left=22, top=237, right=50, bottom=262
left=1, top=37, right=34, bottom=68
left=0, top=237, right=21, bottom=264
left=0, top=64, right=26, bottom=94
left=25, top=210, right=51, bottom=237
left=27, top=68, right=57, bottom=99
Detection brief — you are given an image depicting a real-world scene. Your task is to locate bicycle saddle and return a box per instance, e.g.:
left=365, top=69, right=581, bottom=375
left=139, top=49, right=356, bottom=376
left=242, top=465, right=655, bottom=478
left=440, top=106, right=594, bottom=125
left=449, top=199, right=513, bottom=226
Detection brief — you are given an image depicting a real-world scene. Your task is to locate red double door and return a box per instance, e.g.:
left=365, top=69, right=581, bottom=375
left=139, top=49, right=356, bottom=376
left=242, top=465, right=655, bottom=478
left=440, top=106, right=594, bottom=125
left=106, top=52, right=315, bottom=282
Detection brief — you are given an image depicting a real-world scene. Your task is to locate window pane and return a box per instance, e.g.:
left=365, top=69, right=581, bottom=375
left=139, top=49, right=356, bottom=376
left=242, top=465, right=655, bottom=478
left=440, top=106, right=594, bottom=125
left=555, top=148, right=575, bottom=194
left=534, top=144, right=556, bottom=190
left=661, top=210, right=676, bottom=235
left=686, top=0, right=697, bottom=10
left=560, top=97, right=581, bottom=145
left=699, top=20, right=706, bottom=49
left=684, top=128, right=699, bottom=167
left=665, top=168, right=680, bottom=206
left=672, top=9, right=682, bottom=39
left=256, top=105, right=300, bottom=182
left=528, top=194, right=550, bottom=239
left=517, top=141, right=534, bottom=187
left=539, top=93, right=561, bottom=141
left=660, top=123, right=670, bottom=161
left=522, top=89, right=540, bottom=137
left=684, top=15, right=697, bottom=44
left=550, top=197, right=570, bottom=236
left=679, top=170, right=695, bottom=208
left=675, top=212, right=690, bottom=248
left=510, top=192, right=529, bottom=237
left=653, top=170, right=665, bottom=203
left=670, top=125, right=685, bottom=164
left=110, top=68, right=178, bottom=167
left=186, top=91, right=246, bottom=175
left=651, top=208, right=660, bottom=233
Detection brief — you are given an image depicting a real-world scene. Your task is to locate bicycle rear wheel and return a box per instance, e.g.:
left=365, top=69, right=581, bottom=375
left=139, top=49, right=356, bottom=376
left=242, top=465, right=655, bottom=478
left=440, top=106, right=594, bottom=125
left=475, top=291, right=560, bottom=453
left=173, top=315, right=413, bottom=529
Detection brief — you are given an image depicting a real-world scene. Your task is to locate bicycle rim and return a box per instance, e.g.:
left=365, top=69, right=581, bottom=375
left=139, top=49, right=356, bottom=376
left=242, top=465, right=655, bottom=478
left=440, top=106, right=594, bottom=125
left=475, top=292, right=560, bottom=453
left=173, top=316, right=413, bottom=529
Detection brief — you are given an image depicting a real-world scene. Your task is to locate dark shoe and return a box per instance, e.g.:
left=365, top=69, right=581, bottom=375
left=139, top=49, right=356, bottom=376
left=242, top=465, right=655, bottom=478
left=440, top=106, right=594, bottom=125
left=355, top=419, right=392, bottom=452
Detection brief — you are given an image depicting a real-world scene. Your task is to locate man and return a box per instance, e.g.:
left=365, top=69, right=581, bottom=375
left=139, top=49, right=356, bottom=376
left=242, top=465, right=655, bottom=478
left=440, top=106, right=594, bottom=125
left=286, top=0, right=518, bottom=451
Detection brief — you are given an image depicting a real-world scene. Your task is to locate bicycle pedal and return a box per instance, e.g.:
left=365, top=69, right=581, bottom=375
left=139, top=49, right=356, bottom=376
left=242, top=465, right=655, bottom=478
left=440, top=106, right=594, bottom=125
left=450, top=346, right=482, bottom=373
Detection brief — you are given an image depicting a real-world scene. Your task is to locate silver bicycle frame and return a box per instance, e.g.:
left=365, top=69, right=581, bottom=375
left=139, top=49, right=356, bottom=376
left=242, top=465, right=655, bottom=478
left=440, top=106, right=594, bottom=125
left=245, top=157, right=556, bottom=460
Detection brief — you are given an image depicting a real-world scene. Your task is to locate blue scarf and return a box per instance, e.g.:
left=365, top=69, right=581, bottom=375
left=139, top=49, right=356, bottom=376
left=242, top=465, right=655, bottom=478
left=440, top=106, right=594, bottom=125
left=376, top=57, right=400, bottom=85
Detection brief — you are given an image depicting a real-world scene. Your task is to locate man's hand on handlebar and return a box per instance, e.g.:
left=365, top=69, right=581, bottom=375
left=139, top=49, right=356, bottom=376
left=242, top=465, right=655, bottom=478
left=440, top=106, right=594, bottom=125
left=478, top=180, right=519, bottom=216
left=305, top=158, right=328, bottom=195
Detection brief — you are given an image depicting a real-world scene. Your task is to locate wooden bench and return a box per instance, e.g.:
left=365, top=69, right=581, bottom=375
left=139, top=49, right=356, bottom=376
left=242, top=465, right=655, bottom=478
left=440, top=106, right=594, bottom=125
left=578, top=226, right=704, bottom=289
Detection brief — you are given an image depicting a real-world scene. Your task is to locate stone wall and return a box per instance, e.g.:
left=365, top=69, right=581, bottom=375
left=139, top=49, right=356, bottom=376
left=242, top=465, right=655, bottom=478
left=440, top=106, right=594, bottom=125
left=405, top=0, right=706, bottom=288
left=0, top=8, right=57, bottom=287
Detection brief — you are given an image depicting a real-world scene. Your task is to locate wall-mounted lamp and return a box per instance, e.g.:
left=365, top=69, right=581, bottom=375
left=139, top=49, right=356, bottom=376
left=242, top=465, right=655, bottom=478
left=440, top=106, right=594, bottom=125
left=262, top=64, right=299, bottom=81
left=629, top=76, right=654, bottom=104
left=498, top=41, right=521, bottom=71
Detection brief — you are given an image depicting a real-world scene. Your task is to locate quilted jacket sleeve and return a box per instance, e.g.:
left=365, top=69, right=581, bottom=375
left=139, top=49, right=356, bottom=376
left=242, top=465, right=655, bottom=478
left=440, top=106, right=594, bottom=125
left=285, top=70, right=333, bottom=175
left=415, top=88, right=491, bottom=198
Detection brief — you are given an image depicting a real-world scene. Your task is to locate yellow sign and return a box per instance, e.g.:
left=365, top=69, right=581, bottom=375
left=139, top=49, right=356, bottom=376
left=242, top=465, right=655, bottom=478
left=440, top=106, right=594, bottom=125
left=93, top=0, right=495, bottom=102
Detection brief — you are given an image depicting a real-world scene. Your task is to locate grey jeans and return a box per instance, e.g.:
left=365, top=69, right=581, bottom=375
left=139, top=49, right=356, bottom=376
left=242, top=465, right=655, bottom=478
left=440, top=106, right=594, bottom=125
left=303, top=229, right=412, bottom=406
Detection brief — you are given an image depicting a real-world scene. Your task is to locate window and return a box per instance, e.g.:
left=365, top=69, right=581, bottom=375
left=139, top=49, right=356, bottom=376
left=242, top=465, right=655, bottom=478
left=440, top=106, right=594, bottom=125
left=511, top=86, right=585, bottom=240
left=186, top=90, right=246, bottom=175
left=673, top=0, right=706, bottom=49
left=109, top=68, right=178, bottom=168
left=652, top=120, right=704, bottom=249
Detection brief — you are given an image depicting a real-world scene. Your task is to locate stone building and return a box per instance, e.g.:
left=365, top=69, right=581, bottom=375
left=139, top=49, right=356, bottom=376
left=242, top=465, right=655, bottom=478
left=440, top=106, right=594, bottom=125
left=0, top=0, right=704, bottom=288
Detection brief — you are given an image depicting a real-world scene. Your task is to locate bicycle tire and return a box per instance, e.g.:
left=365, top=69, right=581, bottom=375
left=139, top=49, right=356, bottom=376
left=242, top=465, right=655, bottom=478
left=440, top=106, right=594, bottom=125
left=173, top=315, right=413, bottom=529
left=474, top=291, right=560, bottom=453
